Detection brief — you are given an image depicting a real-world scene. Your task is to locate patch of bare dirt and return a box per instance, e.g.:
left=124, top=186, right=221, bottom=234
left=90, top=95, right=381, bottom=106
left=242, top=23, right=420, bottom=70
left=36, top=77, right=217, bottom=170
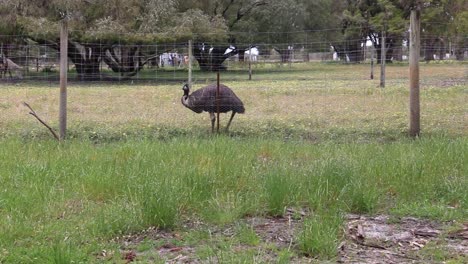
left=112, top=212, right=467, bottom=263
left=341, top=214, right=468, bottom=263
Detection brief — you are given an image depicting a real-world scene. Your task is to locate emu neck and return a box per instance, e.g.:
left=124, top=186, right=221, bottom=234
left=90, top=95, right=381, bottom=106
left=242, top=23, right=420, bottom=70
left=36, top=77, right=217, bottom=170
left=181, top=94, right=190, bottom=107
left=181, top=88, right=190, bottom=107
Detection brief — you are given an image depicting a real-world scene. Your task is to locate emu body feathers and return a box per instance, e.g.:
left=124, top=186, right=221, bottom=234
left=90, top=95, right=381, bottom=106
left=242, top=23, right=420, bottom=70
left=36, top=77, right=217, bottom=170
left=181, top=83, right=245, bottom=132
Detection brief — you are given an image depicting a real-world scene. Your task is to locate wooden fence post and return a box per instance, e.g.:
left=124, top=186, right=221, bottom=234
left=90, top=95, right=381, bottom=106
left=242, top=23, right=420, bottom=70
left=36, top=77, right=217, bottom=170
left=409, top=9, right=421, bottom=137
left=216, top=71, right=220, bottom=133
left=59, top=19, right=68, bottom=140
left=380, top=29, right=386, bottom=88
left=370, top=46, right=374, bottom=79
left=248, top=46, right=252, bottom=80
left=188, top=40, right=192, bottom=89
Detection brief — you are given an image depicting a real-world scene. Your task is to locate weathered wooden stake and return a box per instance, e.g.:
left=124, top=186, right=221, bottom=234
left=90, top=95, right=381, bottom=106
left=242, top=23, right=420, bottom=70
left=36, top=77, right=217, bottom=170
left=188, top=40, right=192, bottom=88
left=59, top=18, right=68, bottom=141
left=26, top=46, right=29, bottom=73
left=370, top=46, right=374, bottom=79
left=380, top=30, right=386, bottom=88
left=248, top=47, right=252, bottom=80
left=216, top=71, right=220, bottom=133
left=409, top=9, right=421, bottom=138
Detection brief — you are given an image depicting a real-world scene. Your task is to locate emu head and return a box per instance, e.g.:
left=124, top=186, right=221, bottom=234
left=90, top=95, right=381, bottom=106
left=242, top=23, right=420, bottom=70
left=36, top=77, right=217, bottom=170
left=182, top=83, right=190, bottom=96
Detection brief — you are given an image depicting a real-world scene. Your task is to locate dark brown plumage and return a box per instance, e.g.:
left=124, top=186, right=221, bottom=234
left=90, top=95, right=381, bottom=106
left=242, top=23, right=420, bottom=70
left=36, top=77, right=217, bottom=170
left=181, top=83, right=245, bottom=132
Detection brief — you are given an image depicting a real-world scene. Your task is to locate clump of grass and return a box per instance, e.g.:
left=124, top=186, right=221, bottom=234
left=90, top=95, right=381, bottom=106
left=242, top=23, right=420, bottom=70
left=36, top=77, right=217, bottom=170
left=199, top=191, right=252, bottom=225
left=138, top=183, right=179, bottom=230
left=89, top=201, right=141, bottom=237
left=264, top=170, right=292, bottom=217
left=51, top=241, right=74, bottom=264
left=339, top=180, right=380, bottom=214
left=277, top=249, right=294, bottom=264
left=297, top=210, right=343, bottom=259
left=235, top=223, right=260, bottom=246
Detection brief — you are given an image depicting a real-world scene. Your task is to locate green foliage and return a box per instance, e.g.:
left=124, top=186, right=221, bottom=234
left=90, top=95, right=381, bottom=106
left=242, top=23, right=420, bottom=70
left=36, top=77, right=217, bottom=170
left=1, top=0, right=466, bottom=50
left=249, top=0, right=307, bottom=44
left=172, top=9, right=229, bottom=42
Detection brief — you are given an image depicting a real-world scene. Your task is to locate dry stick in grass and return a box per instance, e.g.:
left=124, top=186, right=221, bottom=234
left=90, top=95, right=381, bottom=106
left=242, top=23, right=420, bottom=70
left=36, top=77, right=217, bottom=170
left=23, top=102, right=59, bottom=141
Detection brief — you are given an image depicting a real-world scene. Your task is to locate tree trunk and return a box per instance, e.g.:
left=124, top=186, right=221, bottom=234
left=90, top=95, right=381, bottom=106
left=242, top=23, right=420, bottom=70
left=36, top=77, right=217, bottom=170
left=372, top=36, right=395, bottom=64
left=332, top=39, right=365, bottom=63
left=332, top=45, right=348, bottom=61
left=454, top=47, right=464, bottom=60
left=393, top=45, right=403, bottom=61
left=104, top=46, right=141, bottom=74
left=238, top=50, right=245, bottom=62
left=424, top=39, right=434, bottom=62
left=435, top=38, right=445, bottom=60
left=273, top=47, right=291, bottom=63
left=347, top=41, right=364, bottom=63
left=370, top=33, right=394, bottom=64
left=452, top=37, right=465, bottom=61
left=34, top=38, right=155, bottom=81
left=67, top=42, right=102, bottom=81
left=385, top=43, right=394, bottom=63
left=102, top=45, right=159, bottom=78
left=302, top=47, right=310, bottom=62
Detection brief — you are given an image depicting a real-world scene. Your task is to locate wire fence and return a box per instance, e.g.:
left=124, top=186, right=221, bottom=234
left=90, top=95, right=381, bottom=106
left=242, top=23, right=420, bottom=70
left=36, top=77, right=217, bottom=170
left=0, top=30, right=466, bottom=85
left=0, top=29, right=466, bottom=140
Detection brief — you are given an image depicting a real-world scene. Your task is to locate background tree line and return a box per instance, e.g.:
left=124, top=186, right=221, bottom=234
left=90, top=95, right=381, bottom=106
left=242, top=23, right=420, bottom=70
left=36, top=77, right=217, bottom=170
left=0, top=0, right=466, bottom=79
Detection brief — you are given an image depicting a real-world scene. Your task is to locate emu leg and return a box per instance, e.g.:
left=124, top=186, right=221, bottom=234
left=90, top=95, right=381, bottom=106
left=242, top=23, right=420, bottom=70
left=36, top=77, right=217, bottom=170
left=225, top=112, right=236, bottom=132
left=210, top=112, right=216, bottom=133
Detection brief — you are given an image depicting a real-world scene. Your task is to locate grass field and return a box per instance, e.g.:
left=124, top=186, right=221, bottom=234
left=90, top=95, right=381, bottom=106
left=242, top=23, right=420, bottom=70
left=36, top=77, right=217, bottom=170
left=0, top=62, right=467, bottom=263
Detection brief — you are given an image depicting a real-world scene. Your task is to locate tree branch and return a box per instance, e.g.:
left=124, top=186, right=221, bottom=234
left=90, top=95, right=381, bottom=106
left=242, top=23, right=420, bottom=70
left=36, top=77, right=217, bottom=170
left=23, top=102, right=59, bottom=141
left=213, top=1, right=219, bottom=16
left=222, top=0, right=236, bottom=17
left=229, top=0, right=267, bottom=28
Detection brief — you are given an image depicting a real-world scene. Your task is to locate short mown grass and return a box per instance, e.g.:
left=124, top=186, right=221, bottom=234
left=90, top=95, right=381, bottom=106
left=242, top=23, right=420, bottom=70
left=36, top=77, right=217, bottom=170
left=0, top=62, right=466, bottom=262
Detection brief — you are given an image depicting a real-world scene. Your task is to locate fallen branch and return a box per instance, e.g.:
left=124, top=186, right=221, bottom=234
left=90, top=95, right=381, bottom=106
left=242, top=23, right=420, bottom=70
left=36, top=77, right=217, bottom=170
left=23, top=102, right=59, bottom=141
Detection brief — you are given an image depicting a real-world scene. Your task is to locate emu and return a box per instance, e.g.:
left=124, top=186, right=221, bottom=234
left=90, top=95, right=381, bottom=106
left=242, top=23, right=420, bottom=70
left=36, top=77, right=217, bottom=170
left=181, top=83, right=245, bottom=132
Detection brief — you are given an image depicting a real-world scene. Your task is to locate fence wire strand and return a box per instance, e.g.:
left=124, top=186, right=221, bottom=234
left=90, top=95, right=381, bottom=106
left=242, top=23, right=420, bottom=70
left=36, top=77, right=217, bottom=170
left=0, top=30, right=466, bottom=84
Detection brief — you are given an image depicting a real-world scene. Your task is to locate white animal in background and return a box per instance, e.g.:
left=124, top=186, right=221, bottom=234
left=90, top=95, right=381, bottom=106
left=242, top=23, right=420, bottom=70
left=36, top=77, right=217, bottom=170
left=244, top=47, right=259, bottom=62
left=224, top=45, right=236, bottom=55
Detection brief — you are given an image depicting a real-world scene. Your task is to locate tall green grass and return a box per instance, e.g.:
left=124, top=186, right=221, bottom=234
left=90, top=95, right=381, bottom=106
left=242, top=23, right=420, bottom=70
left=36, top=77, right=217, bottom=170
left=0, top=136, right=466, bottom=262
left=298, top=210, right=343, bottom=259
